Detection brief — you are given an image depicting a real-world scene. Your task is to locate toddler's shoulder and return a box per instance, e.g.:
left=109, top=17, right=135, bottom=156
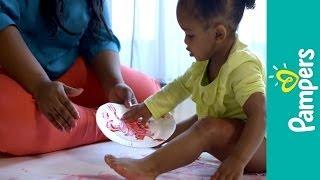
left=228, top=44, right=264, bottom=78
left=184, top=60, right=208, bottom=76
left=226, top=47, right=265, bottom=85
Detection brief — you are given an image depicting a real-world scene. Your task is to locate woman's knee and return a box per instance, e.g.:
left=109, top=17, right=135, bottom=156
left=0, top=74, right=35, bottom=122
left=0, top=74, right=39, bottom=154
left=0, top=73, right=104, bottom=155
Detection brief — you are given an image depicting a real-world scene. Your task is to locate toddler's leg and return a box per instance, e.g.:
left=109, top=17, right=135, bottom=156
left=202, top=118, right=265, bottom=173
left=157, top=115, right=197, bottom=146
left=105, top=118, right=265, bottom=179
left=104, top=117, right=224, bottom=179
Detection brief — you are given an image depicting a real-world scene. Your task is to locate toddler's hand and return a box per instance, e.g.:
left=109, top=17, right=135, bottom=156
left=211, top=155, right=245, bottom=180
left=121, top=103, right=152, bottom=124
left=33, top=81, right=83, bottom=132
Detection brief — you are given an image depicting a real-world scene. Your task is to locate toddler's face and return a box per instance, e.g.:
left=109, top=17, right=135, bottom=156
left=177, top=9, right=217, bottom=61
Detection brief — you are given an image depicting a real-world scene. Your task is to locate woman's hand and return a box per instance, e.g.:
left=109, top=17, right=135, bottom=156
left=211, top=155, right=245, bottom=180
left=108, top=82, right=137, bottom=108
left=121, top=103, right=152, bottom=123
left=33, top=81, right=83, bottom=132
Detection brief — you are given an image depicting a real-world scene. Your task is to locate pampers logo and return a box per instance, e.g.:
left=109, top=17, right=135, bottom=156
left=269, top=49, right=318, bottom=133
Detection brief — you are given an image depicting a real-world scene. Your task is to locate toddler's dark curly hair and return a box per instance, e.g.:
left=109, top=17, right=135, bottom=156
left=177, top=0, right=256, bottom=33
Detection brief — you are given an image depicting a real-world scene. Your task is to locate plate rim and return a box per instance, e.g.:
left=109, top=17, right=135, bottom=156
left=96, top=103, right=176, bottom=148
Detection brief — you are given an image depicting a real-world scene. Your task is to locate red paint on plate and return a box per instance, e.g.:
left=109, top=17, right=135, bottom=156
left=103, top=104, right=164, bottom=141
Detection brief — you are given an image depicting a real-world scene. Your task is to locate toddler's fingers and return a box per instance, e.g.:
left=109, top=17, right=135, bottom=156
left=122, top=108, right=140, bottom=121
left=211, top=171, right=219, bottom=180
left=104, top=155, right=116, bottom=165
left=141, top=116, right=151, bottom=125
left=122, top=113, right=140, bottom=122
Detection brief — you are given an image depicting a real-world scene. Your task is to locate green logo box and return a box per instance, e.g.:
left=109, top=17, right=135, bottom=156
left=268, top=0, right=320, bottom=179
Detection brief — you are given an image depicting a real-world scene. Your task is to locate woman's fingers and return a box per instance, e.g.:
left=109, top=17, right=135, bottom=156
left=123, top=90, right=137, bottom=108
left=42, top=99, right=75, bottom=132
left=54, top=84, right=80, bottom=130
left=54, top=105, right=74, bottom=130
left=58, top=94, right=80, bottom=120
left=119, top=84, right=136, bottom=108
left=34, top=81, right=80, bottom=132
left=127, top=94, right=138, bottom=107
left=49, top=104, right=72, bottom=132
left=125, top=97, right=136, bottom=107
left=38, top=103, right=63, bottom=131
left=46, top=112, right=64, bottom=131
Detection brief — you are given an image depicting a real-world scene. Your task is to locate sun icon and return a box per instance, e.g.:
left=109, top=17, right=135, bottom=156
left=268, top=63, right=300, bottom=93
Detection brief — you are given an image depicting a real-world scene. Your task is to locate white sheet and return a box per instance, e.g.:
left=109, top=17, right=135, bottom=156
left=0, top=142, right=264, bottom=180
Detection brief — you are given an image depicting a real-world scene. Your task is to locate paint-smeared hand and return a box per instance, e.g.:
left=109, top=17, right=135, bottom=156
left=121, top=103, right=152, bottom=124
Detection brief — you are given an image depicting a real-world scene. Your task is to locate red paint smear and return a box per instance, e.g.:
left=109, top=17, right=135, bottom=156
left=103, top=104, right=164, bottom=142
left=21, top=168, right=28, bottom=173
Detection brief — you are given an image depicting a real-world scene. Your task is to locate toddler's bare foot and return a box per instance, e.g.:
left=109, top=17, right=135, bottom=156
left=105, top=155, right=157, bottom=180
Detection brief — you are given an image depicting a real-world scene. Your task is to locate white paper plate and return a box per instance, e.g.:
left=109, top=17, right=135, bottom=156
left=96, top=103, right=176, bottom=148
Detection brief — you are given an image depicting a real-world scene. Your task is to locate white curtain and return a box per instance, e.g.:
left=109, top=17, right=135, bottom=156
left=110, top=0, right=266, bottom=83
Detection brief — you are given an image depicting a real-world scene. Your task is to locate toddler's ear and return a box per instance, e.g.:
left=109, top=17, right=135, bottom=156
left=214, top=24, right=227, bottom=43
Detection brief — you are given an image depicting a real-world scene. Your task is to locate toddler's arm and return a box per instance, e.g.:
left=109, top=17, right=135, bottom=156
left=122, top=62, right=197, bottom=121
left=230, top=92, right=265, bottom=163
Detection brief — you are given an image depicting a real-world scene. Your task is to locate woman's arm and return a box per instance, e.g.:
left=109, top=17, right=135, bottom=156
left=91, top=51, right=124, bottom=92
left=0, top=25, right=50, bottom=94
left=91, top=50, right=137, bottom=107
left=0, top=25, right=81, bottom=132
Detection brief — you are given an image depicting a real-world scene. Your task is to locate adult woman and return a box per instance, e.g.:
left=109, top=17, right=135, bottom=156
left=0, top=0, right=159, bottom=155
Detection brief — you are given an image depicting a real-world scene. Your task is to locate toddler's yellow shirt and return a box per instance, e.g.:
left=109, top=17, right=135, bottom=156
left=145, top=38, right=265, bottom=120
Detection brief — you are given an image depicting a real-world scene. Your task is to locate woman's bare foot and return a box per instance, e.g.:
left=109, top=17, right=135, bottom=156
left=105, top=155, right=158, bottom=180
